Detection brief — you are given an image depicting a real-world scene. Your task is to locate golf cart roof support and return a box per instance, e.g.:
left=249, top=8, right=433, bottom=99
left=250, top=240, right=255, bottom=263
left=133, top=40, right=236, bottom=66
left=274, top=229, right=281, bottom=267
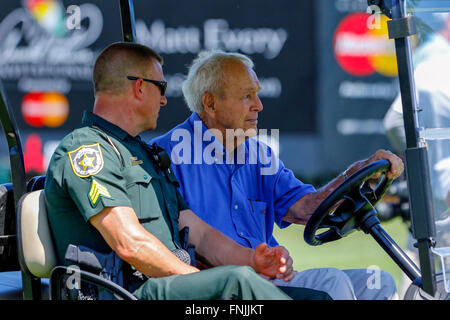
left=0, top=84, right=41, bottom=300
left=119, top=0, right=137, bottom=42
left=375, top=0, right=437, bottom=295
left=0, top=86, right=26, bottom=215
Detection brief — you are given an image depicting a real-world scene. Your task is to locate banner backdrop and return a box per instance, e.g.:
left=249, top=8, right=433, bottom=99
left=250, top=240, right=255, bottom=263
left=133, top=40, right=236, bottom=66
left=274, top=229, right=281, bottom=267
left=0, top=0, right=399, bottom=178
left=133, top=0, right=317, bottom=134
left=0, top=0, right=318, bottom=176
left=317, top=0, right=397, bottom=172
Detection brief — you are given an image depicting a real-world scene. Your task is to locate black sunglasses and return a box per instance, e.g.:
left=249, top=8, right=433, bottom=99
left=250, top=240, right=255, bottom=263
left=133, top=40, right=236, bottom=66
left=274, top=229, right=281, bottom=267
left=127, top=76, right=167, bottom=96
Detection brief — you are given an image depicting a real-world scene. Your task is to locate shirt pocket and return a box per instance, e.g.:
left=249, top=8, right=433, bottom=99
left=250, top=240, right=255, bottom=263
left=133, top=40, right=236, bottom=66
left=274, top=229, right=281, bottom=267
left=248, top=200, right=268, bottom=240
left=122, top=166, right=160, bottom=222
left=251, top=200, right=267, bottom=215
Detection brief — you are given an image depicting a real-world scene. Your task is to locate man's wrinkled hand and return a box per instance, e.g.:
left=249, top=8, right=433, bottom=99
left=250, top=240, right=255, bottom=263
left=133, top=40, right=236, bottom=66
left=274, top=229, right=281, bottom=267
left=347, top=149, right=404, bottom=180
left=366, top=149, right=404, bottom=180
left=252, top=243, right=295, bottom=282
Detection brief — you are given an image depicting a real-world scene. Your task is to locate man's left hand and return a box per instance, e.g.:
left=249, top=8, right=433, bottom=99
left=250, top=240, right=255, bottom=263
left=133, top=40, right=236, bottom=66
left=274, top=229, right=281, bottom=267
left=347, top=149, right=404, bottom=180
left=365, top=149, right=404, bottom=179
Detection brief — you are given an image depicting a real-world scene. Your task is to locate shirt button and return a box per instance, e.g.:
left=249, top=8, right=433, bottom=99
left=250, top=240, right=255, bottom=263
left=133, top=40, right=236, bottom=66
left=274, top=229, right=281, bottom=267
left=143, top=174, right=148, bottom=179
left=234, top=205, right=239, bottom=210
left=239, top=232, right=244, bottom=236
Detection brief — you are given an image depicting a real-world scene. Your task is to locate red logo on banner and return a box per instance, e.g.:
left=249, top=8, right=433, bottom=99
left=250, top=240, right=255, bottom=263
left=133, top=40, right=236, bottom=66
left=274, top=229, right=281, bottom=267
left=24, top=133, right=45, bottom=173
left=333, top=12, right=398, bottom=77
left=21, top=92, right=69, bottom=128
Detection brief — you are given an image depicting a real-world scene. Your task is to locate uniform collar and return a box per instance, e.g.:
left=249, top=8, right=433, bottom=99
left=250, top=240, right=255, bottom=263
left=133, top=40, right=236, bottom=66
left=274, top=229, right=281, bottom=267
left=82, top=111, right=130, bottom=141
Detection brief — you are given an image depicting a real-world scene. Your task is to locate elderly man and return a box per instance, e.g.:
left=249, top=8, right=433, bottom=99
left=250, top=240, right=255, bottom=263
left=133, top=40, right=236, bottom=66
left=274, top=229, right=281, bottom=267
left=44, top=42, right=331, bottom=300
left=152, top=50, right=404, bottom=300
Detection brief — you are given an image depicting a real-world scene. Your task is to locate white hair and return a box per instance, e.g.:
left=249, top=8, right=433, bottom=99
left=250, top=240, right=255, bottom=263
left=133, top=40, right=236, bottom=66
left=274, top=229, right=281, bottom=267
left=182, top=50, right=254, bottom=114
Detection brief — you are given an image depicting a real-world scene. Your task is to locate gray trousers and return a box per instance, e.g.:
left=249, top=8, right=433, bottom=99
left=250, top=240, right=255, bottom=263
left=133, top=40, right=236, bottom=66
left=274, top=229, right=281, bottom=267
left=271, top=268, right=398, bottom=300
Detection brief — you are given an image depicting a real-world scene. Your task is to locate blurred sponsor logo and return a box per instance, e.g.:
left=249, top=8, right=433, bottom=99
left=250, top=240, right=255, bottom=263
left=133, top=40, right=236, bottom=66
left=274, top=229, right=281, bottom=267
left=338, top=80, right=398, bottom=100
left=23, top=133, right=60, bottom=173
left=333, top=12, right=397, bottom=77
left=24, top=133, right=45, bottom=173
left=0, top=2, right=102, bottom=81
left=164, top=73, right=282, bottom=99
left=337, top=118, right=385, bottom=135
left=21, top=92, right=69, bottom=127
left=136, top=18, right=288, bottom=59
left=24, top=0, right=66, bottom=37
left=334, top=0, right=368, bottom=13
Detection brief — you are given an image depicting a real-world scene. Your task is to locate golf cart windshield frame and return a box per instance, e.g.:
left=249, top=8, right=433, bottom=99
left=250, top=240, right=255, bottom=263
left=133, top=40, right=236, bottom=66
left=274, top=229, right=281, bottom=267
left=371, top=0, right=450, bottom=296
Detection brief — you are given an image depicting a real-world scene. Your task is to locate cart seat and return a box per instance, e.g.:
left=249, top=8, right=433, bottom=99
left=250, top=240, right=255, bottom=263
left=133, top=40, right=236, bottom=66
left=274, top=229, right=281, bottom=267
left=0, top=186, right=50, bottom=300
left=18, top=190, right=57, bottom=280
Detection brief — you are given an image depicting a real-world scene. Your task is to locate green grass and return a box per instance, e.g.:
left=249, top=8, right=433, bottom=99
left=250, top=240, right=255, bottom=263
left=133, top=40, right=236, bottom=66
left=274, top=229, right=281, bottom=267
left=273, top=217, right=411, bottom=296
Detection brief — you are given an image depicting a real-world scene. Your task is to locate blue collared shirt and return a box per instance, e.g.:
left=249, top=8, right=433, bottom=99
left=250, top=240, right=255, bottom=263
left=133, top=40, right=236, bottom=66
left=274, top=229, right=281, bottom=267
left=151, top=113, right=315, bottom=248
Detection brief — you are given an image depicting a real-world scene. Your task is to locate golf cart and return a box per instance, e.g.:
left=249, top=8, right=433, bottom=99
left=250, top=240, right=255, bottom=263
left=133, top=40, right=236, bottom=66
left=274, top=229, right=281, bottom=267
left=0, top=0, right=449, bottom=300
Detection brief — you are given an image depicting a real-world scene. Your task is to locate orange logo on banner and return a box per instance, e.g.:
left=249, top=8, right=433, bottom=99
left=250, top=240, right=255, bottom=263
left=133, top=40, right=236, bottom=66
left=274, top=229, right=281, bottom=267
left=333, top=12, right=398, bottom=77
left=21, top=92, right=69, bottom=128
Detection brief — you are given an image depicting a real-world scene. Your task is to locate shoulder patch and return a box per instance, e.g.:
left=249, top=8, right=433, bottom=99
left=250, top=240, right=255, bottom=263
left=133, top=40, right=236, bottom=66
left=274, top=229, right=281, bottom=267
left=68, top=143, right=104, bottom=178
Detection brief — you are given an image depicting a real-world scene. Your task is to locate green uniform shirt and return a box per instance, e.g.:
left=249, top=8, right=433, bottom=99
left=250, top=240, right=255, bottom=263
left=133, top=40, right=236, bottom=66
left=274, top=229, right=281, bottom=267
left=45, top=111, right=188, bottom=263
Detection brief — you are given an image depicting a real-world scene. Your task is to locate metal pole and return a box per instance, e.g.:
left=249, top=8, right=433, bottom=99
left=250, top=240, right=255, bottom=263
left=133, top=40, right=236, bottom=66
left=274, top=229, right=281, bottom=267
left=0, top=85, right=26, bottom=209
left=0, top=84, right=41, bottom=300
left=389, top=0, right=437, bottom=295
left=119, top=0, right=137, bottom=42
left=369, top=224, right=422, bottom=282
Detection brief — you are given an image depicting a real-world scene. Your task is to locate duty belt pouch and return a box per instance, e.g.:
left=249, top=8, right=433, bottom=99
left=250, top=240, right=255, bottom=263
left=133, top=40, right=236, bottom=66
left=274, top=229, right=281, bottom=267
left=65, top=244, right=127, bottom=300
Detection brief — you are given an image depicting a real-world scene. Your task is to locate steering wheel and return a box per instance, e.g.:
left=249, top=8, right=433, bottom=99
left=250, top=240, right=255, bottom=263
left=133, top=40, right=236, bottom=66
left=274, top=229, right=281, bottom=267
left=304, top=160, right=393, bottom=246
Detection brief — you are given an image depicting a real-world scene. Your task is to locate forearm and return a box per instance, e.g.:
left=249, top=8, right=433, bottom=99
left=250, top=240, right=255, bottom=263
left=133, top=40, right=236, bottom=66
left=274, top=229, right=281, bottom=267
left=283, top=176, right=345, bottom=225
left=90, top=206, right=198, bottom=278
left=179, top=210, right=255, bottom=269
left=284, top=149, right=403, bottom=224
left=284, top=160, right=365, bottom=224
left=122, top=232, right=199, bottom=278
left=196, top=225, right=255, bottom=268
left=179, top=210, right=294, bottom=280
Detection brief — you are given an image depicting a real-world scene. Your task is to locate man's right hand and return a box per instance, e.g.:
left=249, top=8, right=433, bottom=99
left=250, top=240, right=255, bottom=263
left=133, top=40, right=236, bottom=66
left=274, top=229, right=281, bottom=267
left=252, top=243, right=295, bottom=282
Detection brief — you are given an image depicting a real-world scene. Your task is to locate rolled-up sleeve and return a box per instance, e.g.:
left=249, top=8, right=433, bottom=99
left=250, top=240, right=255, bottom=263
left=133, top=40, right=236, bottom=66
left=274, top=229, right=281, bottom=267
left=271, top=159, right=316, bottom=228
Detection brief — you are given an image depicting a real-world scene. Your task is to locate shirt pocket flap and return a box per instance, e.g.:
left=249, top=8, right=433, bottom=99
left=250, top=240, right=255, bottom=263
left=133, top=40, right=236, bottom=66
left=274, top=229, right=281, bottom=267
left=252, top=200, right=267, bottom=215
left=123, top=165, right=153, bottom=186
left=122, top=166, right=160, bottom=221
